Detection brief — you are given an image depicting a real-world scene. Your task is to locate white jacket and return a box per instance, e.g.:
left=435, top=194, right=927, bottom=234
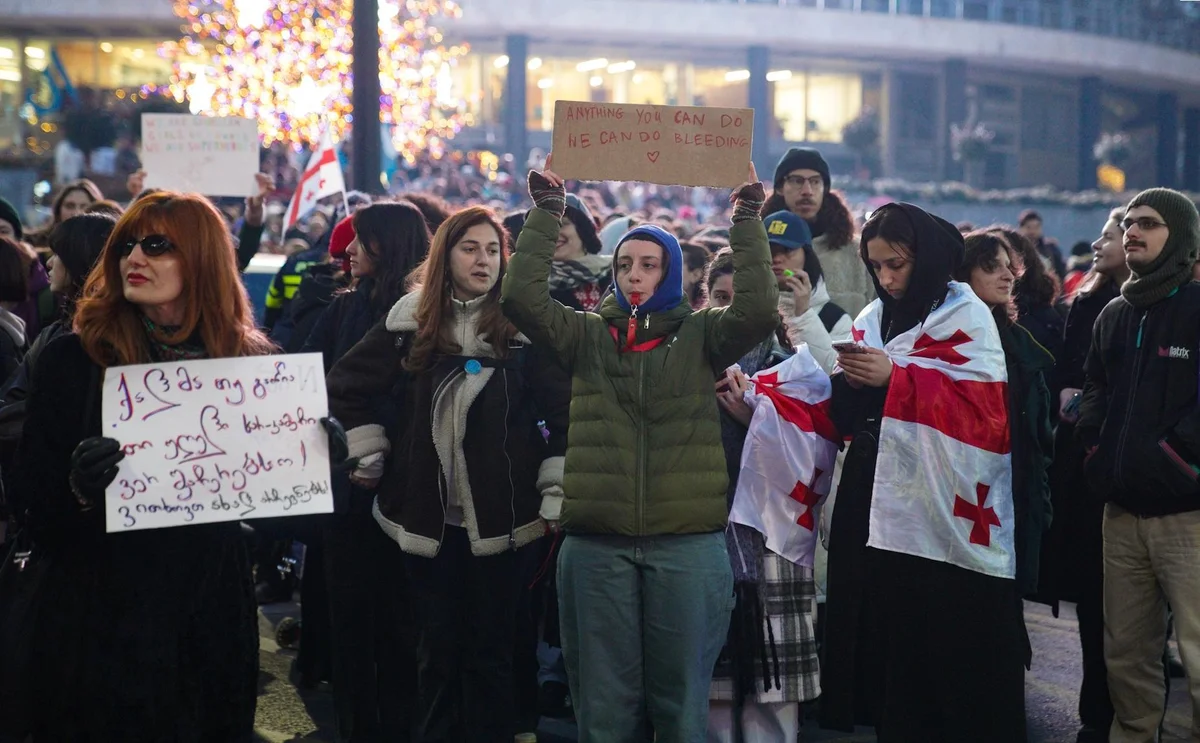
left=778, top=279, right=853, bottom=374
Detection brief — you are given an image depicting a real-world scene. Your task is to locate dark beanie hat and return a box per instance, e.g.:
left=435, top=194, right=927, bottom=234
left=0, top=198, right=21, bottom=240
left=1120, top=187, right=1200, bottom=308
left=563, top=194, right=602, bottom=255
left=773, top=147, right=830, bottom=191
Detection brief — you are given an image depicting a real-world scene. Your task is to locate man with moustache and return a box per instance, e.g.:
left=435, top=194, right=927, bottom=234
left=761, top=148, right=875, bottom=317
left=1077, top=188, right=1200, bottom=743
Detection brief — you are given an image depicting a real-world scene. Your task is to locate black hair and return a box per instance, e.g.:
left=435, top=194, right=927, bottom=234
left=1070, top=240, right=1092, bottom=257
left=860, top=205, right=917, bottom=262
left=564, top=205, right=603, bottom=255
left=502, top=210, right=526, bottom=249
left=706, top=246, right=791, bottom=351
left=0, top=237, right=29, bottom=303
left=48, top=213, right=118, bottom=311
left=352, top=201, right=432, bottom=315
left=680, top=242, right=712, bottom=307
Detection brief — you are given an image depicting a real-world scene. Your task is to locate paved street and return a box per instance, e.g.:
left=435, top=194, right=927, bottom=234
left=252, top=602, right=1191, bottom=742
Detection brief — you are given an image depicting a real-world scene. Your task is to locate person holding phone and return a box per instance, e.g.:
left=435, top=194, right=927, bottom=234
left=820, top=203, right=1028, bottom=741
left=761, top=211, right=851, bottom=374
left=501, top=156, right=779, bottom=741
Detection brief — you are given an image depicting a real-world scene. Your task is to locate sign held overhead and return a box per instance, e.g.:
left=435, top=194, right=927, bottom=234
left=550, top=101, right=754, bottom=189
left=140, top=114, right=260, bottom=197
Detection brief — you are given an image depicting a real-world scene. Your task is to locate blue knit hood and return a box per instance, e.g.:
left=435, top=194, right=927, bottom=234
left=612, top=224, right=684, bottom=314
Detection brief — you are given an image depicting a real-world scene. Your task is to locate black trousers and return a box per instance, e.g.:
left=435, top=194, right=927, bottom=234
left=404, top=526, right=527, bottom=743
left=324, top=508, right=416, bottom=742
left=1074, top=506, right=1113, bottom=737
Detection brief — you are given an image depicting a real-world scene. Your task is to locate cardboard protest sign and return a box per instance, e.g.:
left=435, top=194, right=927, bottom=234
left=550, top=101, right=754, bottom=189
left=101, top=354, right=332, bottom=532
left=140, top=114, right=259, bottom=197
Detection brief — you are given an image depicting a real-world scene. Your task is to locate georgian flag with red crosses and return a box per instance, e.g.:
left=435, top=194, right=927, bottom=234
left=847, top=281, right=1015, bottom=580
left=729, top=350, right=840, bottom=568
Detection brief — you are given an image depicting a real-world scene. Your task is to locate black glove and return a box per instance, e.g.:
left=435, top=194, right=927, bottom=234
left=319, top=417, right=356, bottom=473
left=69, top=437, right=125, bottom=510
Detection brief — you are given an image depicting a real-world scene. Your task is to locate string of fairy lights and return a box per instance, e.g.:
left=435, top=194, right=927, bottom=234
left=150, top=0, right=469, bottom=160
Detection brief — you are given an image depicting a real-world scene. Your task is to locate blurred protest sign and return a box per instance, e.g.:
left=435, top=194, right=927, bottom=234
left=141, top=114, right=259, bottom=196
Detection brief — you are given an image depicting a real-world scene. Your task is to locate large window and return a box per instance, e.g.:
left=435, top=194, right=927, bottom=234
left=773, top=71, right=863, bottom=143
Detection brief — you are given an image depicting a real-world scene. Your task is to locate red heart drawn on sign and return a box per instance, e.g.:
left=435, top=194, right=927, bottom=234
left=646, top=151, right=660, bottom=163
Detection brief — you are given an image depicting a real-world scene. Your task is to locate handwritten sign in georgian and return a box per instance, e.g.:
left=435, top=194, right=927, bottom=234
left=141, top=114, right=259, bottom=197
left=551, top=101, right=754, bottom=189
left=101, top=354, right=333, bottom=533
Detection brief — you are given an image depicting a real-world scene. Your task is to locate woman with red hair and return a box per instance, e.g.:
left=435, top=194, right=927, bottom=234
left=8, top=192, right=277, bottom=741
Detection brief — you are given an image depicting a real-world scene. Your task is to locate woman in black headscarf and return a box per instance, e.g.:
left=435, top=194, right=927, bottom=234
left=819, top=204, right=1027, bottom=742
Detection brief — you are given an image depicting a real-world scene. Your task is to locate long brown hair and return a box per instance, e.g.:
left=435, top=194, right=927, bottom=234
left=74, top=191, right=274, bottom=366
left=403, top=206, right=517, bottom=372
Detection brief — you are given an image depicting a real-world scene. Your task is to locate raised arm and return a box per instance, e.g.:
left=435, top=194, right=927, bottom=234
left=707, top=166, right=781, bottom=371
left=500, top=161, right=587, bottom=367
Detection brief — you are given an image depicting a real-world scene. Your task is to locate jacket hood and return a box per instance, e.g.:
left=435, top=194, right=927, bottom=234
left=865, top=202, right=964, bottom=338
left=0, top=308, right=26, bottom=348
left=612, top=224, right=684, bottom=315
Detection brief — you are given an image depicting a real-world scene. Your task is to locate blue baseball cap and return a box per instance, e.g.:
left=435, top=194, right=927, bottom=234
left=763, top=210, right=813, bottom=252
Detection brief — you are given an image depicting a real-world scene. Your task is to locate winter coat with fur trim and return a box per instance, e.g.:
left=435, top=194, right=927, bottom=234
left=326, top=290, right=570, bottom=557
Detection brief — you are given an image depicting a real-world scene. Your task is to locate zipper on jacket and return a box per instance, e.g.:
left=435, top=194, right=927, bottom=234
left=1114, top=309, right=1148, bottom=485
left=636, top=348, right=648, bottom=535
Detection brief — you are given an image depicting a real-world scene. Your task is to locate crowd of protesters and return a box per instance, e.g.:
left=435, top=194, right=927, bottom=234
left=0, top=139, right=1197, bottom=743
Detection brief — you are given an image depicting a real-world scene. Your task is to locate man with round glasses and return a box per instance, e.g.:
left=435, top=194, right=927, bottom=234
left=1077, top=187, right=1200, bottom=743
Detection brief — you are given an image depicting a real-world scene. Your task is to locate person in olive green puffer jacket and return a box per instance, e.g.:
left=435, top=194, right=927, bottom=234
left=501, top=158, right=779, bottom=743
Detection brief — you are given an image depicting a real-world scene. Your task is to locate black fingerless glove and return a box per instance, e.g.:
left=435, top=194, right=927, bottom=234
left=528, top=171, right=566, bottom=219
left=319, top=416, right=357, bottom=473
left=69, top=437, right=125, bottom=510
left=731, top=182, right=766, bottom=224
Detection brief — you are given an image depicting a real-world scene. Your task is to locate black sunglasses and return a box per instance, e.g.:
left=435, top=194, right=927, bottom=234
left=118, top=234, right=175, bottom=258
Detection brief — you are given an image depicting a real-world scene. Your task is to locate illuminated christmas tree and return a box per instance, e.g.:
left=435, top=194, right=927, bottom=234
left=156, top=0, right=468, bottom=160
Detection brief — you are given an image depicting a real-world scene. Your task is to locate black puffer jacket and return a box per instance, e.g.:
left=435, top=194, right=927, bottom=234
left=1078, top=282, right=1200, bottom=516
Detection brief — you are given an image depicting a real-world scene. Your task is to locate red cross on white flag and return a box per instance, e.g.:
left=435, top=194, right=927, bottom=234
left=283, top=126, right=346, bottom=231
left=846, top=281, right=1016, bottom=580
left=728, top=351, right=840, bottom=568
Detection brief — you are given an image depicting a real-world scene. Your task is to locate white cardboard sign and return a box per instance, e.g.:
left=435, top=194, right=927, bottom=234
left=101, top=354, right=333, bottom=533
left=140, top=114, right=259, bottom=197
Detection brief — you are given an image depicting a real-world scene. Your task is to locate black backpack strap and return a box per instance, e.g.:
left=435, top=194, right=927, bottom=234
left=818, top=301, right=848, bottom=333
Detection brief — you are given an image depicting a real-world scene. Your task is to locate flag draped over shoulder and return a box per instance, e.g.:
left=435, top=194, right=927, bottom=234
left=849, top=281, right=1015, bottom=580
left=729, top=350, right=840, bottom=568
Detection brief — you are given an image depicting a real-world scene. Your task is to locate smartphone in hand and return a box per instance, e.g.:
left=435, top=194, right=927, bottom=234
left=833, top=341, right=869, bottom=355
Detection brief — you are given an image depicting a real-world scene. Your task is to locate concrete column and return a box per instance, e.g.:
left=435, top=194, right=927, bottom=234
left=1156, top=92, right=1178, bottom=189
left=1182, top=107, right=1200, bottom=192
left=748, top=45, right=771, bottom=177
left=504, top=34, right=528, bottom=161
left=942, top=58, right=967, bottom=182
left=351, top=0, right=382, bottom=193
left=1077, top=76, right=1102, bottom=191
